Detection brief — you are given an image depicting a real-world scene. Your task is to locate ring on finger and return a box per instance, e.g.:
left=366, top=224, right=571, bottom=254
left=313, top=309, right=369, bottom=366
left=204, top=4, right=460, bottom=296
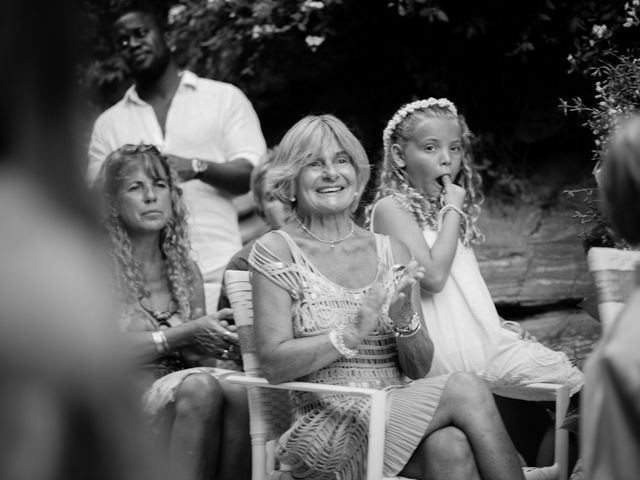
left=222, top=330, right=232, bottom=342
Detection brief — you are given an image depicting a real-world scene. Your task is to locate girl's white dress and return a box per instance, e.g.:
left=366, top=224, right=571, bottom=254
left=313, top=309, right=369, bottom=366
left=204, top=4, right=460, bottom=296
left=418, top=227, right=583, bottom=394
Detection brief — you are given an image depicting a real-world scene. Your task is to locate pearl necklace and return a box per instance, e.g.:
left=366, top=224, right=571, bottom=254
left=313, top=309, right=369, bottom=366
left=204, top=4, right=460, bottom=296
left=296, top=217, right=355, bottom=249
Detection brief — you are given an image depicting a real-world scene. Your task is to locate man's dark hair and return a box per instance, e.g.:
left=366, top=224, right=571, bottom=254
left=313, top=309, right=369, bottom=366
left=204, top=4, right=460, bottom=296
left=111, top=0, right=168, bottom=31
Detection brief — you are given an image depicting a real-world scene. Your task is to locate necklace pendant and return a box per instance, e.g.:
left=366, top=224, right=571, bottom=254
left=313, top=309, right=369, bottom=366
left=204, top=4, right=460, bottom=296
left=330, top=243, right=335, bottom=249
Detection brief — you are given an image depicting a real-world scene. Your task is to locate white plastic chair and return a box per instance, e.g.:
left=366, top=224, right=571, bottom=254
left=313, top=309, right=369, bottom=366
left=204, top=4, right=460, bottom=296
left=587, top=246, right=640, bottom=332
left=224, top=270, right=571, bottom=480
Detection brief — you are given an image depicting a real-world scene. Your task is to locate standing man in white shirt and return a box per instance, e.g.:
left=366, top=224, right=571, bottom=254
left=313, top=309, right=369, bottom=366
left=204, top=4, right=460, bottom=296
left=89, top=3, right=267, bottom=312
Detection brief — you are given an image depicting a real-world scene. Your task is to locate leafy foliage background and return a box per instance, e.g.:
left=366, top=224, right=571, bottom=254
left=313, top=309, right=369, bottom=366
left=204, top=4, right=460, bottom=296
left=80, top=0, right=640, bottom=200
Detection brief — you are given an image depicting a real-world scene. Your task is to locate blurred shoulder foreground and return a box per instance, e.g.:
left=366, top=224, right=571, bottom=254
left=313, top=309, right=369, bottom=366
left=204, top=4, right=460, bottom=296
left=0, top=2, right=156, bottom=480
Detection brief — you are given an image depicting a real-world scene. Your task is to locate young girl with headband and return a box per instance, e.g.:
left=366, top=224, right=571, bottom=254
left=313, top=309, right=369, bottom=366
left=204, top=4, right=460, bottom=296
left=369, top=98, right=584, bottom=467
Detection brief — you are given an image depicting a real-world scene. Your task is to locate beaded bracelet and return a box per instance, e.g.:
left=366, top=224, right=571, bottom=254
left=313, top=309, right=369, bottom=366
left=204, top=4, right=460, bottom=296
left=329, top=323, right=358, bottom=358
left=393, top=312, right=422, bottom=338
left=438, top=204, right=466, bottom=223
left=152, top=330, right=170, bottom=355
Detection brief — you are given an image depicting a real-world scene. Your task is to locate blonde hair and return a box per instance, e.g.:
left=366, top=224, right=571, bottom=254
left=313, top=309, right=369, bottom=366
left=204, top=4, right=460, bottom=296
left=266, top=114, right=370, bottom=214
left=97, top=144, right=195, bottom=315
left=251, top=147, right=278, bottom=219
left=371, top=99, right=484, bottom=245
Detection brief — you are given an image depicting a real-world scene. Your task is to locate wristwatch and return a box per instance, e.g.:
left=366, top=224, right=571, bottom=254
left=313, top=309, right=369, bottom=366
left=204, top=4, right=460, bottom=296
left=191, top=158, right=207, bottom=179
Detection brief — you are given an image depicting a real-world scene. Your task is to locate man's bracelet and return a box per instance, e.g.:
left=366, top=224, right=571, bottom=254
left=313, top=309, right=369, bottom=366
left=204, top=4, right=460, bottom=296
left=191, top=158, right=207, bottom=179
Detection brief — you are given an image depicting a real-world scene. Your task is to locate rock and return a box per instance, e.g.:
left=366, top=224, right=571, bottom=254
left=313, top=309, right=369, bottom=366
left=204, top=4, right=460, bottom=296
left=476, top=194, right=593, bottom=307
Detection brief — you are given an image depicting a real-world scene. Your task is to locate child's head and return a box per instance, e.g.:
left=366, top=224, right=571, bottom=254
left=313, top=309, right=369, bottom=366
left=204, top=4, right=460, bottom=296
left=380, top=98, right=478, bottom=199
left=267, top=114, right=370, bottom=214
left=601, top=115, right=640, bottom=245
left=374, top=98, right=484, bottom=244
left=251, top=147, right=291, bottom=229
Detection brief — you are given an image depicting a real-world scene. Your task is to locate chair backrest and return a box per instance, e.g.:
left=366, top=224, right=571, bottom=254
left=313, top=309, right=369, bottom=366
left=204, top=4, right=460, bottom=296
left=225, top=270, right=293, bottom=443
left=587, top=247, right=640, bottom=332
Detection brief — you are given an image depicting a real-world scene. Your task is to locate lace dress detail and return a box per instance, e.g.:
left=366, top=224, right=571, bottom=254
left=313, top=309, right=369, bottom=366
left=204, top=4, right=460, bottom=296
left=249, top=231, right=450, bottom=479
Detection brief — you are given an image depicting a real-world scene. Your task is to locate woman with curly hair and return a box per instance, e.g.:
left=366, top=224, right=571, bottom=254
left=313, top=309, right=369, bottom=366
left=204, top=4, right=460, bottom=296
left=98, top=144, right=250, bottom=480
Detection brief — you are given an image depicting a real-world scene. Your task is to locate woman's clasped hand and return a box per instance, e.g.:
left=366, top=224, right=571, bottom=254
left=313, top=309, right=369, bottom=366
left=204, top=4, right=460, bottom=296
left=184, top=308, right=241, bottom=363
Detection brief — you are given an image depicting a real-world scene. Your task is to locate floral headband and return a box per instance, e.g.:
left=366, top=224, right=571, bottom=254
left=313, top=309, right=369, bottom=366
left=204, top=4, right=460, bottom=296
left=382, top=98, right=458, bottom=152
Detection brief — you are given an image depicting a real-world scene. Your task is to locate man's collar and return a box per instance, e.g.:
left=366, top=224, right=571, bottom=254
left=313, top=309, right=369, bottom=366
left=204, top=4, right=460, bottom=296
left=124, top=84, right=145, bottom=105
left=180, top=70, right=198, bottom=89
left=124, top=70, right=198, bottom=105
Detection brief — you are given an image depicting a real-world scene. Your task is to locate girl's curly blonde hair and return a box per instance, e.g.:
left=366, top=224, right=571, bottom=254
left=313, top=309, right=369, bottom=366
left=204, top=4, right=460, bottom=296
left=370, top=99, right=485, bottom=245
left=96, top=144, right=195, bottom=316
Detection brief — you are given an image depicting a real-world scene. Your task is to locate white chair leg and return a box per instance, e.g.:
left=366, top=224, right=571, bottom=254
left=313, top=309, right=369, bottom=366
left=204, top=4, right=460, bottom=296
left=252, top=436, right=267, bottom=480
left=366, top=390, right=387, bottom=480
left=555, top=386, right=570, bottom=480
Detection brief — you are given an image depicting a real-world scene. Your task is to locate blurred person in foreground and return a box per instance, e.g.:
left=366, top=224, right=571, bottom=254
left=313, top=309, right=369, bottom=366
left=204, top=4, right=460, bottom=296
left=582, top=114, right=640, bottom=480
left=0, top=1, right=155, bottom=480
left=96, top=143, right=250, bottom=480
left=88, top=0, right=266, bottom=312
left=217, top=147, right=291, bottom=311
left=250, top=114, right=526, bottom=479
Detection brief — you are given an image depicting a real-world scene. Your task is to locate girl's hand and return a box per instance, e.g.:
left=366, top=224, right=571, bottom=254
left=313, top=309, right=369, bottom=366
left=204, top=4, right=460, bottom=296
left=442, top=174, right=466, bottom=209
left=389, top=260, right=424, bottom=327
left=501, top=320, right=537, bottom=342
left=190, top=308, right=241, bottom=361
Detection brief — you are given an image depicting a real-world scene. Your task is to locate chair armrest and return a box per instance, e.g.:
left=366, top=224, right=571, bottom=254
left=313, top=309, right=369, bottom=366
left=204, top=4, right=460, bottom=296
left=225, top=373, right=385, bottom=397
left=492, top=382, right=569, bottom=402
left=224, top=373, right=387, bottom=480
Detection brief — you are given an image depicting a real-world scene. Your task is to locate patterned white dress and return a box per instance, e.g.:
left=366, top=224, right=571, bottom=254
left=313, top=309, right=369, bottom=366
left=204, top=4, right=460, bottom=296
left=249, top=231, right=451, bottom=480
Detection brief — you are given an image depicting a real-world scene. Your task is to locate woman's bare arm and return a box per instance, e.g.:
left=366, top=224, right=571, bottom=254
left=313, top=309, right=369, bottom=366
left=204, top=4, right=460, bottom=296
left=387, top=239, right=434, bottom=379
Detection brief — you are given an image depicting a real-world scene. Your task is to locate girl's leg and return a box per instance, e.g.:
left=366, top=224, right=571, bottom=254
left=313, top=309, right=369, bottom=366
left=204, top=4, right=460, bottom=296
left=424, top=373, right=525, bottom=480
left=171, top=373, right=224, bottom=480
left=216, top=381, right=251, bottom=480
left=400, top=426, right=480, bottom=480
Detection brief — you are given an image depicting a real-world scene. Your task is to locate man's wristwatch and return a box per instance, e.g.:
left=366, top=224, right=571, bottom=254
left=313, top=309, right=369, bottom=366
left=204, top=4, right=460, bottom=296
left=191, top=158, right=207, bottom=179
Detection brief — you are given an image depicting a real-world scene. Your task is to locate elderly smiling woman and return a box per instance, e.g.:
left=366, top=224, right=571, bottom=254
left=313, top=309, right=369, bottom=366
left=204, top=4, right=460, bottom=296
left=97, top=144, right=249, bottom=480
left=249, top=115, right=525, bottom=480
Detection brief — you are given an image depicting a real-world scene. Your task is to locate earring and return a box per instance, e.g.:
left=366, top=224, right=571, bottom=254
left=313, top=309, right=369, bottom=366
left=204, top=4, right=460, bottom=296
left=290, top=196, right=296, bottom=203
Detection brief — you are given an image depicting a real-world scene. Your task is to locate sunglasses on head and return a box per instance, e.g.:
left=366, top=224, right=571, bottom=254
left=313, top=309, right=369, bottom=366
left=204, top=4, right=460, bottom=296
left=118, top=144, right=161, bottom=155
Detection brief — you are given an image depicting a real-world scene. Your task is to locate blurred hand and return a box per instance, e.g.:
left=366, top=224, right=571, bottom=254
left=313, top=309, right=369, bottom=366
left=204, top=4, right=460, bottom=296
left=388, top=260, right=424, bottom=327
left=442, top=175, right=466, bottom=209
left=343, top=278, right=388, bottom=348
